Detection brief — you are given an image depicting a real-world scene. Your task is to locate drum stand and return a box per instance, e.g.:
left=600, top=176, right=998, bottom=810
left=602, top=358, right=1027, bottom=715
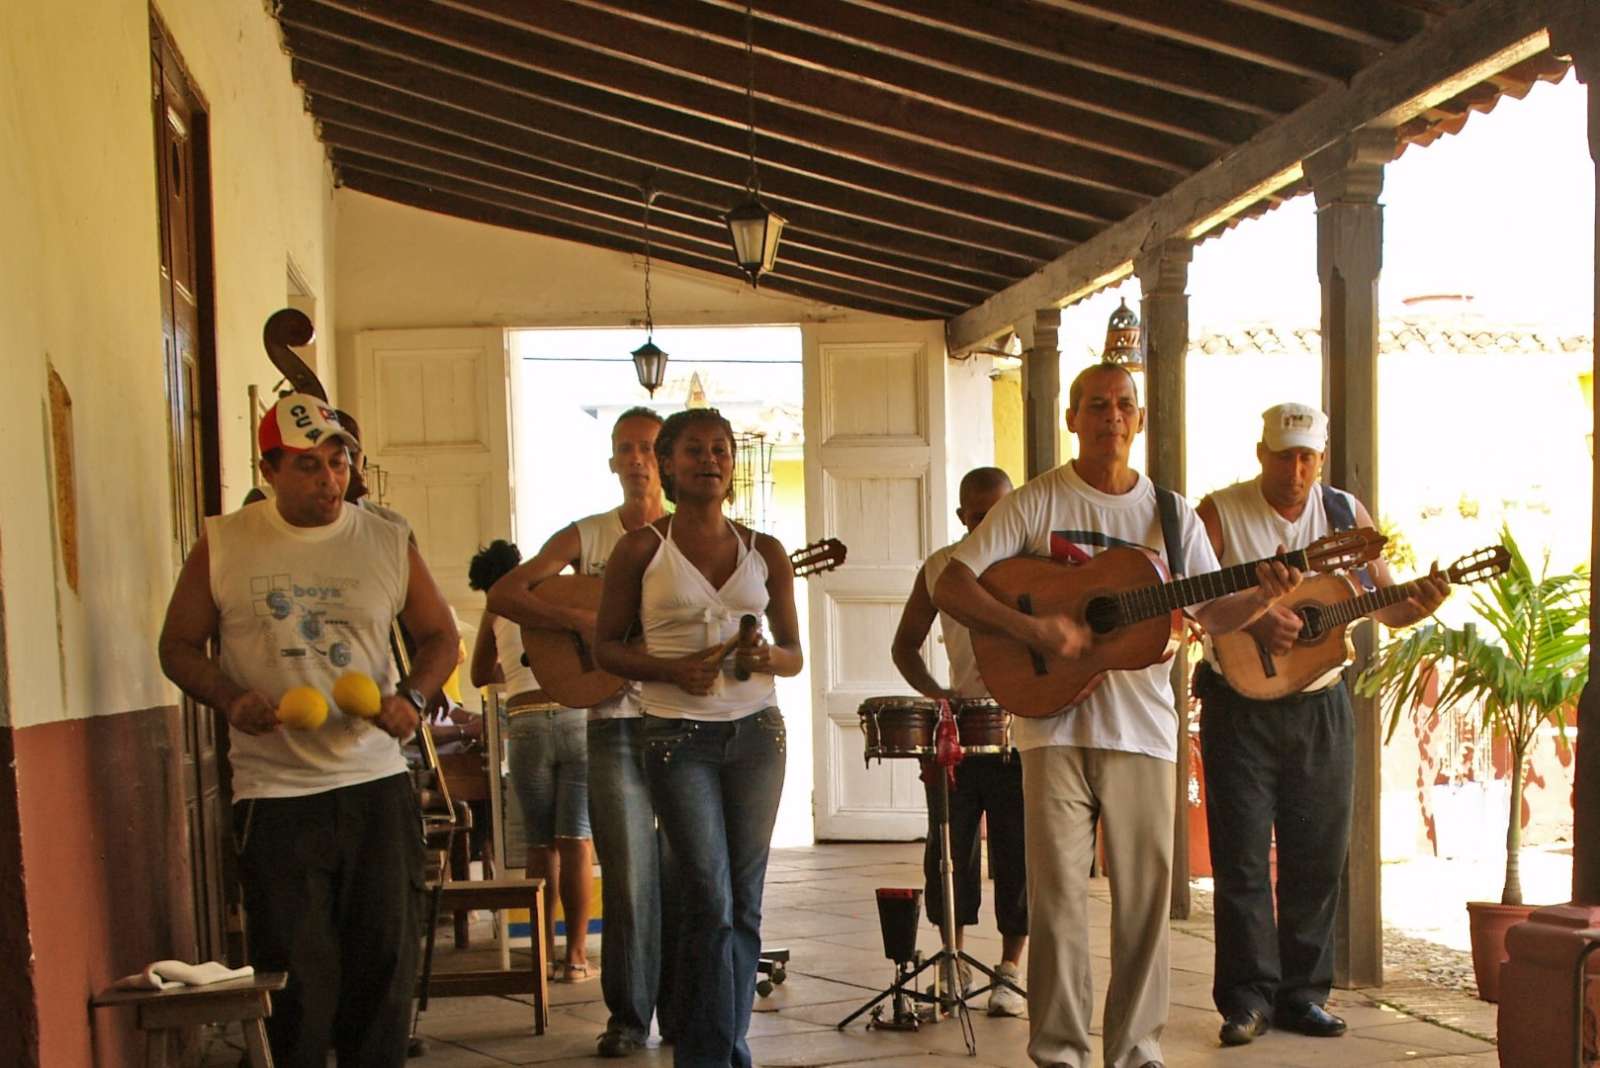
left=836, top=717, right=1025, bottom=1055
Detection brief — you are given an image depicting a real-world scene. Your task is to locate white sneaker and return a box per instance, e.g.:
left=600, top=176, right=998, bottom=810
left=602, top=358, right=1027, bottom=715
left=987, top=961, right=1026, bottom=1017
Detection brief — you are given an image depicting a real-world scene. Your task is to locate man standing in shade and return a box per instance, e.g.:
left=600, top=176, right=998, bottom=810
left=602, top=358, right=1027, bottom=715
left=159, top=394, right=459, bottom=1067
left=890, top=465, right=1027, bottom=1017
left=1194, top=403, right=1447, bottom=1047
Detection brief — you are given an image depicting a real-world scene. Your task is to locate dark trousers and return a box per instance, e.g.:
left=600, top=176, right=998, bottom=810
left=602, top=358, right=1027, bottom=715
left=233, top=773, right=424, bottom=1068
left=1196, top=664, right=1354, bottom=1017
left=921, top=754, right=1028, bottom=937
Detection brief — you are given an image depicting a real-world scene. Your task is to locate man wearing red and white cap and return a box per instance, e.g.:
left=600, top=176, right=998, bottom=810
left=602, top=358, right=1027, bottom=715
left=159, top=393, right=459, bottom=1067
left=1194, top=402, right=1448, bottom=1048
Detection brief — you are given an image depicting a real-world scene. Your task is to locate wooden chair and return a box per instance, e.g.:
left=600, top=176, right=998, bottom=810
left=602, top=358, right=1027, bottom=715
left=411, top=723, right=549, bottom=1046
left=92, top=973, right=287, bottom=1068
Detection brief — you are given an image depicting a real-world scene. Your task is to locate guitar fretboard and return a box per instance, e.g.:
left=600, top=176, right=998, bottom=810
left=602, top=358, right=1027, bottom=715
left=1317, top=578, right=1420, bottom=631
left=1113, top=548, right=1312, bottom=625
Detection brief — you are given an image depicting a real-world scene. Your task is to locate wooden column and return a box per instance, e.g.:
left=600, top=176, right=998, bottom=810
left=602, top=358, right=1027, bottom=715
left=1136, top=238, right=1195, bottom=919
left=1136, top=239, right=1192, bottom=494
left=1308, top=128, right=1394, bottom=989
left=1559, top=14, right=1600, bottom=909
left=1019, top=308, right=1062, bottom=480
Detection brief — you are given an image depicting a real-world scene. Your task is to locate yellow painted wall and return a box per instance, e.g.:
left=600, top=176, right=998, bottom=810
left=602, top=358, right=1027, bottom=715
left=0, top=0, right=336, bottom=729
left=989, top=364, right=1073, bottom=485
left=991, top=368, right=1025, bottom=487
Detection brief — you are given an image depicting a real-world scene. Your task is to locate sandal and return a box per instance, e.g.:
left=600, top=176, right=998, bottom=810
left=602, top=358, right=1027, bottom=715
left=561, top=961, right=598, bottom=983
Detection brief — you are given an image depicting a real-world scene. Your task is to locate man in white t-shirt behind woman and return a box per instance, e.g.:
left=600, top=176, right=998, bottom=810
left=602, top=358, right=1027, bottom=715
left=595, top=408, right=803, bottom=1068
left=933, top=364, right=1304, bottom=1068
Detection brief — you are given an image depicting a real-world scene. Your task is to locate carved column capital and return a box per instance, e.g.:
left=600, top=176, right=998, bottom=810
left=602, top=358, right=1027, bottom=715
left=1133, top=238, right=1192, bottom=298
left=1015, top=307, right=1061, bottom=352
left=1306, top=128, right=1397, bottom=208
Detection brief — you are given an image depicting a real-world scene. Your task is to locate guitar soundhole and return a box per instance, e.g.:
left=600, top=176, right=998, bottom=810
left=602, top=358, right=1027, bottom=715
left=1084, top=596, right=1120, bottom=635
left=1297, top=604, right=1324, bottom=642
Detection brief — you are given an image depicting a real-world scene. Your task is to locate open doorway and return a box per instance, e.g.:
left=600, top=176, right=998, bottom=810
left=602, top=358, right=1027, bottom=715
left=508, top=325, right=814, bottom=847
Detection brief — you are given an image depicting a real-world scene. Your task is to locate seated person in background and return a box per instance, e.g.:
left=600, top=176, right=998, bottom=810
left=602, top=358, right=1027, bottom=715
left=470, top=539, right=595, bottom=982
left=891, top=466, right=1027, bottom=1016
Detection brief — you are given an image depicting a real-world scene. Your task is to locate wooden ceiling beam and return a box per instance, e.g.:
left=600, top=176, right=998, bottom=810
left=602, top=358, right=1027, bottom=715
left=839, top=0, right=1321, bottom=118
left=282, top=31, right=1076, bottom=263
left=1029, top=0, right=1373, bottom=83
left=948, top=0, right=1554, bottom=352
left=287, top=0, right=1155, bottom=217
left=1217, top=0, right=1429, bottom=47
left=337, top=165, right=958, bottom=319
left=302, top=87, right=1016, bottom=292
left=320, top=127, right=991, bottom=308
left=514, top=0, right=1223, bottom=167
left=661, top=0, right=1264, bottom=147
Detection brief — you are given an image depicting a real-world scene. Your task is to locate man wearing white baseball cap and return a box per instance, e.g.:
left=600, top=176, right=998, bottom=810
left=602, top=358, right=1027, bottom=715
left=1193, top=402, right=1448, bottom=1049
left=159, top=392, right=459, bottom=1067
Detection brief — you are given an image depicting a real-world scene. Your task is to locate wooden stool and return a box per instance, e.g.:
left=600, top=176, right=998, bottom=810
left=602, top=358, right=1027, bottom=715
left=92, top=973, right=287, bottom=1068
left=420, top=879, right=548, bottom=1034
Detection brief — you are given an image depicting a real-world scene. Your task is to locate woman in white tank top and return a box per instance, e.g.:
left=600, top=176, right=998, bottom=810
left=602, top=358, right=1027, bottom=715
left=595, top=409, right=802, bottom=1068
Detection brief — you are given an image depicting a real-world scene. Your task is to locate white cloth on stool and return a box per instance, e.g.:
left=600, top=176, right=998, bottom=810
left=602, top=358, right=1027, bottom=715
left=112, top=960, right=255, bottom=991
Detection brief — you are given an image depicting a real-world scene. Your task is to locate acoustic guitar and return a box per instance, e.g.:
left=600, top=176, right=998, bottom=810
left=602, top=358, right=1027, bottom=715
left=522, top=537, right=847, bottom=708
left=969, top=529, right=1387, bottom=719
left=1209, top=544, right=1509, bottom=701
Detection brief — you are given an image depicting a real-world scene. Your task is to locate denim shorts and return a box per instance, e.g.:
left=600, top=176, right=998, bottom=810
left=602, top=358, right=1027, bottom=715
left=507, top=705, right=591, bottom=845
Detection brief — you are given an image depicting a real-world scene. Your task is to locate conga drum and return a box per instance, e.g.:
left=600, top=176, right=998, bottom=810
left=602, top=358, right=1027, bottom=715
left=952, top=697, right=1012, bottom=757
left=858, top=696, right=938, bottom=766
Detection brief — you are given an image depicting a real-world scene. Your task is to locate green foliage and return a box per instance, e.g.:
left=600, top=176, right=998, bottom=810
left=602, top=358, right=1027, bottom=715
left=1378, top=513, right=1418, bottom=573
left=1356, top=525, right=1588, bottom=905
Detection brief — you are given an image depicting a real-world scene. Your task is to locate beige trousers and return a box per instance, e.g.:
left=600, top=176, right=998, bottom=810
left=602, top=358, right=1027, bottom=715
left=1021, top=746, right=1175, bottom=1068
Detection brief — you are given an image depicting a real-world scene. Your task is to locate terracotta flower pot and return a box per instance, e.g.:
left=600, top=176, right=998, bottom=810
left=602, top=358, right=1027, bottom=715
left=1466, top=900, right=1536, bottom=1002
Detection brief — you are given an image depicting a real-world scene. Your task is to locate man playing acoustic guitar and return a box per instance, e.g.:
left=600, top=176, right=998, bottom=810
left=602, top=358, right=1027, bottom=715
left=933, top=363, right=1304, bottom=1068
left=1193, top=403, right=1448, bottom=1048
left=487, top=407, right=679, bottom=1058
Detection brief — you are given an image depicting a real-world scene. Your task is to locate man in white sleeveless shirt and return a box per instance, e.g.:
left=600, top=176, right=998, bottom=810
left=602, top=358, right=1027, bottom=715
left=1194, top=403, right=1447, bottom=1048
left=158, top=395, right=459, bottom=1068
left=891, top=466, right=1028, bottom=1017
left=488, top=407, right=678, bottom=1058
left=934, top=364, right=1304, bottom=1068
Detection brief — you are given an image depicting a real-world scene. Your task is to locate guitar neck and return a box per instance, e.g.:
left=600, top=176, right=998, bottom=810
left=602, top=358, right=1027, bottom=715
left=1319, top=575, right=1421, bottom=630
left=1120, top=547, right=1312, bottom=623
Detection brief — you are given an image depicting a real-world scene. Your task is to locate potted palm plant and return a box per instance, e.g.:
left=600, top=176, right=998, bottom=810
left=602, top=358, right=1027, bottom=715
left=1356, top=526, right=1588, bottom=1002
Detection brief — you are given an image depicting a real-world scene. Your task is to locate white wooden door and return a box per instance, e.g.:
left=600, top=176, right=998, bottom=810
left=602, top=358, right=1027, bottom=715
left=354, top=327, right=515, bottom=625
left=804, top=320, right=949, bottom=840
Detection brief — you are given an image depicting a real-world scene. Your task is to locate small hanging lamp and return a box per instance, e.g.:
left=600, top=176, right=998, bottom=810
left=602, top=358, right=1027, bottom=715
left=722, top=0, right=785, bottom=285
left=631, top=181, right=668, bottom=396
left=1101, top=298, right=1143, bottom=371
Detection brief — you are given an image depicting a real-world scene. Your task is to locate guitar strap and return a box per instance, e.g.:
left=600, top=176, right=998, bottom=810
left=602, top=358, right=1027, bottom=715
left=1153, top=484, right=1185, bottom=579
left=1320, top=483, right=1375, bottom=590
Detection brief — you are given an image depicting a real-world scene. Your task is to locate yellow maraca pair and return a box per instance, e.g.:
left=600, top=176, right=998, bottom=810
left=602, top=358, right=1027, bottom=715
left=275, top=672, right=384, bottom=729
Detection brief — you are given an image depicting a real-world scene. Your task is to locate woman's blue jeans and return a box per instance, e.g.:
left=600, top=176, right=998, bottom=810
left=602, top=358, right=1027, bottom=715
left=644, top=708, right=785, bottom=1068
left=588, top=717, right=680, bottom=1042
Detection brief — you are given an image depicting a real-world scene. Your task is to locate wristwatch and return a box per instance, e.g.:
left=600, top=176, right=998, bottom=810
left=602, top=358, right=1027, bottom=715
left=401, top=687, right=427, bottom=714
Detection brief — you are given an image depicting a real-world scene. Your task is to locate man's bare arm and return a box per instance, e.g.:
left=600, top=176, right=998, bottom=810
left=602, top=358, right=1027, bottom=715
left=158, top=538, right=278, bottom=735
left=470, top=608, right=502, bottom=689
left=485, top=524, right=587, bottom=631
left=891, top=567, right=954, bottom=700
left=933, top=559, right=1088, bottom=660
left=398, top=544, right=460, bottom=699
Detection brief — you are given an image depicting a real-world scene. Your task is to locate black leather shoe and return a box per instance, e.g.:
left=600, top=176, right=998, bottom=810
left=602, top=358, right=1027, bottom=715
left=1275, top=1002, right=1347, bottom=1037
left=1219, top=1008, right=1269, bottom=1046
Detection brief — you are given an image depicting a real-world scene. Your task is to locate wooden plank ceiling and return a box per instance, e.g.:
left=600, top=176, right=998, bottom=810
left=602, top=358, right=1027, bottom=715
left=272, top=0, right=1568, bottom=321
